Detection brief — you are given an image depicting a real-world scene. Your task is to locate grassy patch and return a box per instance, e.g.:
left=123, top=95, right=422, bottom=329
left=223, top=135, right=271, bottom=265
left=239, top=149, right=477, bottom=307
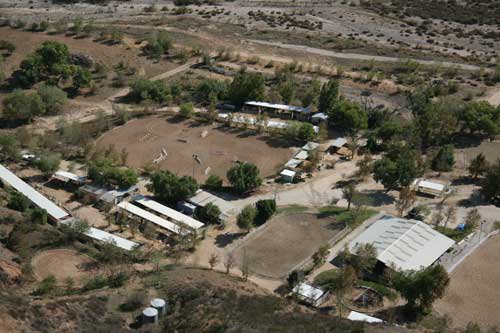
left=435, top=226, right=474, bottom=242
left=276, top=204, right=309, bottom=215
left=358, top=280, right=398, bottom=301
left=318, top=206, right=377, bottom=228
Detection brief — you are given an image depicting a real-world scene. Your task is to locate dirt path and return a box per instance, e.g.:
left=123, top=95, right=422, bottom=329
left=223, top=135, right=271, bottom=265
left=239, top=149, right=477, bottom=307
left=481, top=87, right=500, bottom=106
left=246, top=39, right=483, bottom=71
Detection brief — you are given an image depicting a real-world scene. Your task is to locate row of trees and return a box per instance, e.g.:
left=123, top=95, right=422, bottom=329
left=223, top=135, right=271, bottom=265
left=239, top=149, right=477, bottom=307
left=87, top=157, right=138, bottom=189
left=237, top=199, right=277, bottom=232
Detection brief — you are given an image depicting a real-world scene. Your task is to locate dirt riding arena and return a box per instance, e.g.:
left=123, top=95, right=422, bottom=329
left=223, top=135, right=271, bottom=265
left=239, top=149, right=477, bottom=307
left=31, top=249, right=98, bottom=286
left=232, top=212, right=345, bottom=279
left=95, top=116, right=295, bottom=183
left=435, top=234, right=500, bottom=329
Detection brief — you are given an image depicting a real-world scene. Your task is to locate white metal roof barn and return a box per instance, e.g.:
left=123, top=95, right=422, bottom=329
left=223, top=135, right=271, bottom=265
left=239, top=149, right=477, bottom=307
left=244, top=101, right=311, bottom=114
left=349, top=215, right=455, bottom=271
left=0, top=164, right=69, bottom=221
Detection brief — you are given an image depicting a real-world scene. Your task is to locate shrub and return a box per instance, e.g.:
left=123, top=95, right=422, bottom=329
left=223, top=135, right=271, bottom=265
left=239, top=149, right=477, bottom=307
left=227, top=162, right=262, bottom=194
left=179, top=102, right=194, bottom=118
left=36, top=84, right=67, bottom=115
left=431, top=145, right=455, bottom=172
left=204, top=175, right=223, bottom=191
left=195, top=202, right=221, bottom=225
left=129, top=79, right=171, bottom=104
left=255, top=199, right=276, bottom=225
left=8, top=192, right=30, bottom=212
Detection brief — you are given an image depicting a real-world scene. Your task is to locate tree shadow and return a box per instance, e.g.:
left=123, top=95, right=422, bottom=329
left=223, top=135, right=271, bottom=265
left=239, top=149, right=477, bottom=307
left=215, top=232, right=246, bottom=248
left=166, top=115, right=186, bottom=124
left=450, top=176, right=475, bottom=186
left=452, top=135, right=483, bottom=149
left=361, top=189, right=395, bottom=206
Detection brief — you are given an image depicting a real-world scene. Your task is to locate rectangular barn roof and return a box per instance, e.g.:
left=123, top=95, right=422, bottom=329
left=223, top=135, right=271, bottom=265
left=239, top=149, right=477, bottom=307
left=134, top=196, right=204, bottom=230
left=348, top=311, right=383, bottom=323
left=117, top=201, right=185, bottom=235
left=293, top=283, right=325, bottom=301
left=244, top=101, right=311, bottom=114
left=349, top=215, right=455, bottom=271
left=0, top=164, right=69, bottom=221
left=54, top=170, right=86, bottom=184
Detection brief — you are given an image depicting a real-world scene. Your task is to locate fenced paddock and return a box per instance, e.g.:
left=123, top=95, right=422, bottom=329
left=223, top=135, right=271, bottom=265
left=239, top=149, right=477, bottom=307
left=232, top=212, right=346, bottom=279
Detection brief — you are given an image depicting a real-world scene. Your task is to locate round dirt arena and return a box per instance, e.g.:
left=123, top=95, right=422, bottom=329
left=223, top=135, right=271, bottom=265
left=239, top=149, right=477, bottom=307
left=31, top=249, right=98, bottom=285
left=232, top=212, right=346, bottom=279
left=435, top=234, right=500, bottom=329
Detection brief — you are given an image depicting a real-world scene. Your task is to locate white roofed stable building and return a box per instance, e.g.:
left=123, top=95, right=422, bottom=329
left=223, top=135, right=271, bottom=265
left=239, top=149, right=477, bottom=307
left=280, top=169, right=296, bottom=183
left=349, top=215, right=455, bottom=272
left=53, top=170, right=87, bottom=185
left=292, top=282, right=329, bottom=307
left=0, top=164, right=70, bottom=222
left=348, top=311, right=384, bottom=324
left=244, top=101, right=312, bottom=121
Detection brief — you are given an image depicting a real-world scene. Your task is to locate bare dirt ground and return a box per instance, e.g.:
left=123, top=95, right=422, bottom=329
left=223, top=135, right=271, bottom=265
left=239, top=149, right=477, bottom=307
left=95, top=115, right=295, bottom=183
left=455, top=140, right=500, bottom=168
left=435, top=234, right=500, bottom=329
left=232, top=212, right=344, bottom=279
left=31, top=249, right=98, bottom=286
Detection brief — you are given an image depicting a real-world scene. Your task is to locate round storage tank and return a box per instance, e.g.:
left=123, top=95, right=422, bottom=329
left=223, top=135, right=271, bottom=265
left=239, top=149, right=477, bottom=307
left=142, top=307, right=158, bottom=324
left=150, top=298, right=167, bottom=315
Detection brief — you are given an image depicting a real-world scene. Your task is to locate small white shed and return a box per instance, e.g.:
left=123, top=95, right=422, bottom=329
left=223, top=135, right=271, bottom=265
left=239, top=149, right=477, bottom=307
left=292, top=282, right=329, bottom=307
left=280, top=169, right=296, bottom=183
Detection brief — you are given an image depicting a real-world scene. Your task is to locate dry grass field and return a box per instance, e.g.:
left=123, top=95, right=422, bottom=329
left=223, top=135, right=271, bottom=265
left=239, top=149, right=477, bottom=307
left=95, top=115, right=295, bottom=183
left=232, top=212, right=345, bottom=279
left=434, top=234, right=500, bottom=329
left=31, top=249, right=98, bottom=286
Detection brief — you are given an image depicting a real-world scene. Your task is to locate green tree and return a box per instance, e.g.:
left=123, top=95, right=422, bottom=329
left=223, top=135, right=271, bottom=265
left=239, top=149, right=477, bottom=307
left=278, top=79, right=296, bottom=104
left=33, top=152, right=61, bottom=176
left=204, top=174, right=223, bottom=191
left=0, top=135, right=21, bottom=161
left=195, top=202, right=221, bottom=225
left=237, top=205, right=257, bottom=233
left=301, top=77, right=321, bottom=108
left=2, top=90, right=45, bottom=123
left=255, top=199, right=276, bottom=225
left=8, top=192, right=30, bottom=212
left=459, top=101, right=500, bottom=138
left=431, top=145, right=455, bottom=172
left=331, top=99, right=368, bottom=134
left=36, top=83, right=67, bottom=115
left=352, top=243, right=377, bottom=276
left=87, top=157, right=138, bottom=189
left=227, top=162, right=262, bottom=194
left=179, top=102, right=194, bottom=118
left=342, top=183, right=356, bottom=211
left=196, top=78, right=228, bottom=105
left=468, top=153, right=489, bottom=179
left=72, top=67, right=92, bottom=91
left=394, top=265, right=449, bottom=315
left=147, top=170, right=198, bottom=205
left=129, top=79, right=171, bottom=104
left=297, top=122, right=316, bottom=141
left=30, top=208, right=48, bottom=224
left=228, top=69, right=266, bottom=107
left=318, top=78, right=339, bottom=115
left=481, top=159, right=500, bottom=203
left=373, top=144, right=422, bottom=192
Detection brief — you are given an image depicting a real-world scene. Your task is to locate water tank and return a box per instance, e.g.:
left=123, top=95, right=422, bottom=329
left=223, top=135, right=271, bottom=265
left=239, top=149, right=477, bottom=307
left=150, top=298, right=167, bottom=315
left=142, top=307, right=158, bottom=324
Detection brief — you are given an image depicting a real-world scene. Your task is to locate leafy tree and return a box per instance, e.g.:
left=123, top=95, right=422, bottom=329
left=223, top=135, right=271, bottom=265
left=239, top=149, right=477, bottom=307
left=459, top=101, right=500, bottom=138
left=196, top=78, right=228, bottom=105
left=204, top=174, right=223, bottom=191
left=481, top=159, right=500, bottom=203
left=0, top=40, right=16, bottom=54
left=331, top=99, right=368, bottom=134
left=227, top=162, right=262, bottom=194
left=394, top=265, right=449, bottom=315
left=195, top=202, right=221, bottom=225
left=72, top=66, right=92, bottom=91
left=255, top=199, right=276, bottom=225
left=129, top=79, right=171, bottom=104
left=143, top=31, right=172, bottom=59
left=468, top=153, right=489, bottom=179
left=352, top=243, right=377, bottom=276
left=278, top=79, right=296, bottom=104
left=147, top=170, right=198, bottom=205
left=179, top=102, right=194, bottom=118
left=396, top=186, right=416, bottom=217
left=301, top=77, right=321, bottom=108
left=8, top=192, right=30, bottom=212
left=30, top=208, right=48, bottom=224
left=376, top=120, right=405, bottom=143
left=0, top=135, right=21, bottom=161
left=33, top=152, right=61, bottom=176
left=355, top=153, right=373, bottom=179
left=318, top=78, right=339, bottom=115
left=237, top=205, right=257, bottom=233
left=431, top=145, right=455, bottom=172
left=373, top=144, right=422, bottom=192
left=36, top=83, right=67, bottom=115
left=88, top=158, right=138, bottom=189
left=2, top=90, right=45, bottom=122
left=342, top=183, right=356, bottom=210
left=312, top=244, right=330, bottom=267
left=285, top=121, right=316, bottom=141
left=228, top=70, right=266, bottom=107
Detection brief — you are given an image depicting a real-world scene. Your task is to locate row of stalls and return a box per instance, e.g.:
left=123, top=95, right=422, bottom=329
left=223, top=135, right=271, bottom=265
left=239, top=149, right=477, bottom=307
left=0, top=164, right=138, bottom=251
left=243, top=101, right=329, bottom=125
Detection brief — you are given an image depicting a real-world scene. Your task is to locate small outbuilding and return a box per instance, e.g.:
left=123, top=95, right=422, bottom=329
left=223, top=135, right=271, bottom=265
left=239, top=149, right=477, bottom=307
left=285, top=159, right=303, bottom=169
left=302, top=142, right=320, bottom=151
left=411, top=178, right=451, bottom=198
left=142, top=307, right=158, bottom=324
left=347, top=311, right=384, bottom=324
left=280, top=169, right=296, bottom=183
left=53, top=170, right=87, bottom=185
left=310, top=112, right=329, bottom=125
left=292, top=282, right=329, bottom=307
left=294, top=150, right=309, bottom=160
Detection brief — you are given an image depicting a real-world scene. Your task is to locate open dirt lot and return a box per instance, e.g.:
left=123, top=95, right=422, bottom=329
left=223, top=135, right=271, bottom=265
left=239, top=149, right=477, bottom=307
left=32, top=249, right=98, bottom=286
left=455, top=141, right=500, bottom=169
left=435, top=234, right=500, bottom=329
left=232, top=212, right=345, bottom=279
left=95, top=116, right=295, bottom=183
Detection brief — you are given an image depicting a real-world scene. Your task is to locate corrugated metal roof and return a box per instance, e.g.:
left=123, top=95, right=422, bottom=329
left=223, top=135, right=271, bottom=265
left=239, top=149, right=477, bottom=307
left=292, top=282, right=325, bottom=301
left=349, top=215, right=455, bottom=271
left=54, top=170, right=86, bottom=183
left=134, top=196, right=204, bottom=230
left=413, top=179, right=447, bottom=192
left=302, top=142, right=320, bottom=151
left=245, top=101, right=311, bottom=113
left=0, top=164, right=69, bottom=221
left=280, top=169, right=296, bottom=177
left=117, top=201, right=186, bottom=235
left=285, top=159, right=303, bottom=168
left=348, top=311, right=383, bottom=323
left=330, top=137, right=347, bottom=148
left=294, top=150, right=309, bottom=160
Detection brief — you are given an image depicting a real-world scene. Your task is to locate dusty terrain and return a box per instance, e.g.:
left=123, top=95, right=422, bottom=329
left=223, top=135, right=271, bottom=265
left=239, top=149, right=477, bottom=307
left=232, top=212, right=345, bottom=279
left=435, top=234, right=500, bottom=329
left=31, top=248, right=98, bottom=286
left=95, top=115, right=295, bottom=182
